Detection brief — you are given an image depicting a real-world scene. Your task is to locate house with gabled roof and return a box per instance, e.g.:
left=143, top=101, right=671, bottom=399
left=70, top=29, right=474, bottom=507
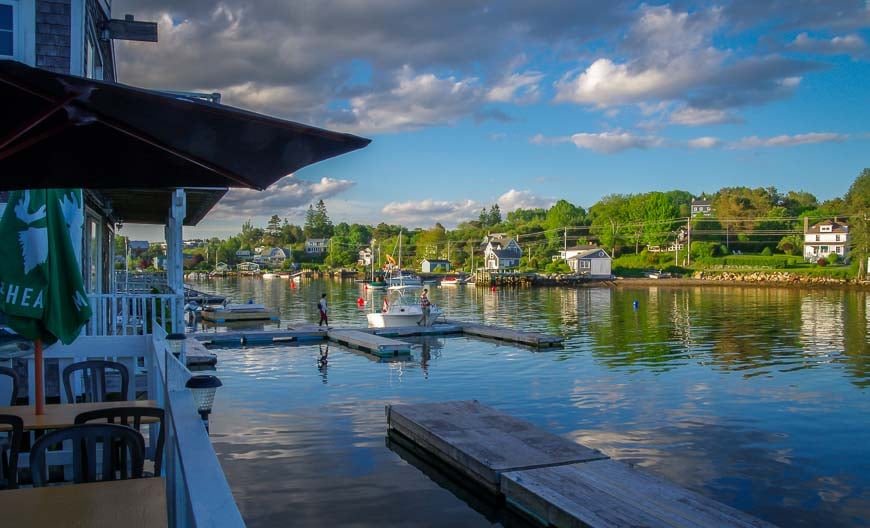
left=481, top=233, right=521, bottom=270
left=804, top=218, right=849, bottom=262
left=566, top=247, right=612, bottom=278
left=691, top=198, right=713, bottom=216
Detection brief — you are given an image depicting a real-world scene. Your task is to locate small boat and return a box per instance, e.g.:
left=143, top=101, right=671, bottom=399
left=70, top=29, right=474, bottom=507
left=262, top=272, right=278, bottom=279
left=209, top=262, right=229, bottom=278
left=278, top=273, right=291, bottom=279
left=200, top=303, right=279, bottom=322
left=366, top=286, right=443, bottom=328
left=439, top=275, right=467, bottom=286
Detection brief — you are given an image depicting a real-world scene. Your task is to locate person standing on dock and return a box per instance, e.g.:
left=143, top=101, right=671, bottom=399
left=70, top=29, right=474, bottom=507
left=419, top=288, right=431, bottom=326
left=318, top=293, right=329, bottom=327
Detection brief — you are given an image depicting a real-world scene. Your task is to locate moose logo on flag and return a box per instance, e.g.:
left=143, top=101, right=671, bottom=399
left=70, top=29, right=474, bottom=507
left=0, top=189, right=92, bottom=345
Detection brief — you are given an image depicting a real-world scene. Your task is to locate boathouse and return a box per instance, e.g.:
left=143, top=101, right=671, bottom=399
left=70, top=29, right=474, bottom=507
left=566, top=247, right=612, bottom=278
left=421, top=259, right=450, bottom=272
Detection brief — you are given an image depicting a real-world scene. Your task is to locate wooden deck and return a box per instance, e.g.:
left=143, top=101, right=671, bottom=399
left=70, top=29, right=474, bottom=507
left=328, top=329, right=411, bottom=357
left=387, top=400, right=777, bottom=528
left=444, top=320, right=563, bottom=347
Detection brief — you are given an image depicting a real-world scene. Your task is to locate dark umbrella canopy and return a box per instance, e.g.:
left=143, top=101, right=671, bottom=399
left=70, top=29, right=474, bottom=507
left=0, top=60, right=370, bottom=191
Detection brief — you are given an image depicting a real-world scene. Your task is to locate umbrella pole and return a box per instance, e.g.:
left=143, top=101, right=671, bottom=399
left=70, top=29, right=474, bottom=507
left=34, top=338, right=44, bottom=415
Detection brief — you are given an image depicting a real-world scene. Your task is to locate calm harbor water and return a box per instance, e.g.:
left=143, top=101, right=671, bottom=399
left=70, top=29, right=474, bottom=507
left=191, top=277, right=870, bottom=527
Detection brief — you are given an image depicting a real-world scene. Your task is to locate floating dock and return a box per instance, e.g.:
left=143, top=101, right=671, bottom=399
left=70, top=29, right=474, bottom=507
left=444, top=320, right=563, bottom=347
left=386, top=400, right=776, bottom=528
left=328, top=329, right=411, bottom=357
left=194, top=320, right=562, bottom=362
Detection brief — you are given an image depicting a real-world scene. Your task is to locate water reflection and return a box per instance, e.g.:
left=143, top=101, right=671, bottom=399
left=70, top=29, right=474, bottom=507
left=189, top=278, right=870, bottom=527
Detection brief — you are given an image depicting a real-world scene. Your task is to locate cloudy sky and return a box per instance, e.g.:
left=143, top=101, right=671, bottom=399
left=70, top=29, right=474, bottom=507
left=113, top=0, right=870, bottom=241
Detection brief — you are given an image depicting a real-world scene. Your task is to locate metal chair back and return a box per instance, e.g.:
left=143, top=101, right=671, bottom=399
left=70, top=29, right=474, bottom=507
left=75, top=406, right=165, bottom=474
left=0, top=366, right=20, bottom=406
left=29, top=423, right=145, bottom=487
left=0, top=414, right=23, bottom=489
left=62, top=360, right=130, bottom=403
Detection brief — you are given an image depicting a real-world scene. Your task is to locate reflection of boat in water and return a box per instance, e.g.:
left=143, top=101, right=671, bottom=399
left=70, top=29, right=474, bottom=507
left=200, top=303, right=279, bottom=322
left=367, top=286, right=443, bottom=328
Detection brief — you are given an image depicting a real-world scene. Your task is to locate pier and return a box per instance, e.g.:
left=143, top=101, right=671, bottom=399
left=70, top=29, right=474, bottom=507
left=194, top=320, right=563, bottom=358
left=386, top=400, right=776, bottom=528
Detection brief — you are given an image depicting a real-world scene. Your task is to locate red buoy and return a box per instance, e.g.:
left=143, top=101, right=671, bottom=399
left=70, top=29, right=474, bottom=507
left=357, top=297, right=365, bottom=307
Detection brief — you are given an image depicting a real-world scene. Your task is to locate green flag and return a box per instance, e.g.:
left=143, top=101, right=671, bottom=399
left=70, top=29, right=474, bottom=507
left=0, top=189, right=92, bottom=345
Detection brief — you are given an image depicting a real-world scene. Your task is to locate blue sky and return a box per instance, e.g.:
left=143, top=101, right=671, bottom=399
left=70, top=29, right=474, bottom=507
left=112, top=1, right=870, bottom=241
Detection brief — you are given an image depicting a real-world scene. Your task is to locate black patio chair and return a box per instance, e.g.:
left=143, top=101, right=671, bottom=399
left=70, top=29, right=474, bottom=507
left=62, top=360, right=130, bottom=403
left=29, top=423, right=145, bottom=487
left=0, top=414, right=23, bottom=489
left=0, top=366, right=20, bottom=406
left=75, top=406, right=165, bottom=475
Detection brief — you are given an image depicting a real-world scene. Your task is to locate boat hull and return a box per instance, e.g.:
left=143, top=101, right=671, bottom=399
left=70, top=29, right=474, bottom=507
left=366, top=306, right=443, bottom=328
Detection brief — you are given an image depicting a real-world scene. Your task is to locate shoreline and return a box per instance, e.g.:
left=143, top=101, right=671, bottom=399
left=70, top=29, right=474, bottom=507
left=609, top=276, right=870, bottom=290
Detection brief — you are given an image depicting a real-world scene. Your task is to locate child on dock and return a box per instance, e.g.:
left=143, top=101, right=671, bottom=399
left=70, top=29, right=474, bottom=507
left=419, top=288, right=431, bottom=326
left=318, top=293, right=329, bottom=327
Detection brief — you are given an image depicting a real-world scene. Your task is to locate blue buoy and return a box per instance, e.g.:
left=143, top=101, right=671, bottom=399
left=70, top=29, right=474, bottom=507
left=633, top=300, right=639, bottom=310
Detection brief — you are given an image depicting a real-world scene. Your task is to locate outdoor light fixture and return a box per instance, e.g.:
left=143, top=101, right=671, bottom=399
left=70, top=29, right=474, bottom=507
left=166, top=333, right=186, bottom=361
left=185, top=374, right=223, bottom=431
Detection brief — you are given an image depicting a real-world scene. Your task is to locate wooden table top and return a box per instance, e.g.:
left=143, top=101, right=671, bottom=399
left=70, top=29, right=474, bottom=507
left=0, top=400, right=160, bottom=431
left=0, top=477, right=168, bottom=527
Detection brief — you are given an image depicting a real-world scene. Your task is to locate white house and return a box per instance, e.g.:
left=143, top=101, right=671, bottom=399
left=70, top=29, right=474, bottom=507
left=306, top=238, right=329, bottom=254
left=691, top=199, right=713, bottom=216
left=481, top=233, right=521, bottom=270
left=804, top=218, right=849, bottom=262
left=566, top=248, right=612, bottom=278
left=358, top=247, right=372, bottom=266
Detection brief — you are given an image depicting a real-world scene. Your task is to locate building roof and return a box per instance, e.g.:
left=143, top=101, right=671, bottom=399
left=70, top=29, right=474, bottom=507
left=692, top=199, right=712, bottom=206
left=491, top=247, right=522, bottom=259
left=567, top=248, right=611, bottom=260
left=806, top=219, right=849, bottom=234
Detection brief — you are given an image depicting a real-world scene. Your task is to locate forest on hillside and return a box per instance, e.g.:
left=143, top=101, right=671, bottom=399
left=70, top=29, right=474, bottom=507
left=144, top=169, right=870, bottom=274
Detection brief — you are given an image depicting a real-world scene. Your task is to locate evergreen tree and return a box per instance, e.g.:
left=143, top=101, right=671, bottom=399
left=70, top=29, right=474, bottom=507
left=488, top=204, right=502, bottom=226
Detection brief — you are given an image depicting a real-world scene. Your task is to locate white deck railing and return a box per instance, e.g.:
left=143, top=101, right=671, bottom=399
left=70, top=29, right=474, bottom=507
left=86, top=293, right=184, bottom=336
left=26, top=328, right=245, bottom=528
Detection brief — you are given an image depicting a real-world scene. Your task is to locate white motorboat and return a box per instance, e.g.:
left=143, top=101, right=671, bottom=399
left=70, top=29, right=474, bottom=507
left=366, top=286, right=442, bottom=328
left=439, top=275, right=467, bottom=286
left=262, top=272, right=278, bottom=279
left=201, top=302, right=279, bottom=322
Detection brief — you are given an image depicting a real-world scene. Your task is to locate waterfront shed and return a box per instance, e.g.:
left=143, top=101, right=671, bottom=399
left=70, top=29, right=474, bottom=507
left=566, top=248, right=612, bottom=278
left=422, top=259, right=450, bottom=272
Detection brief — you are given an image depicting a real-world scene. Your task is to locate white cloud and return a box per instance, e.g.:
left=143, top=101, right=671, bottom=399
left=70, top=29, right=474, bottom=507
left=670, top=107, right=739, bottom=126
left=529, top=133, right=572, bottom=145
left=496, top=189, right=555, bottom=211
left=570, top=131, right=663, bottom=154
left=789, top=33, right=867, bottom=55
left=381, top=198, right=480, bottom=226
left=340, top=66, right=483, bottom=133
left=486, top=71, right=545, bottom=103
left=729, top=132, right=848, bottom=149
left=553, top=5, right=818, bottom=113
left=208, top=175, right=355, bottom=220
left=687, top=137, right=721, bottom=149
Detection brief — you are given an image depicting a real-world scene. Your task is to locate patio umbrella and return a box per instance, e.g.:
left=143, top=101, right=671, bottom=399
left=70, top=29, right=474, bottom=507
left=0, top=189, right=92, bottom=414
left=0, top=60, right=370, bottom=191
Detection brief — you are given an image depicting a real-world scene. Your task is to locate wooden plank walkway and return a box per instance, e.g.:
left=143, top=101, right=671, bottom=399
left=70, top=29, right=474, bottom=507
left=443, top=320, right=563, bottom=347
left=387, top=400, right=777, bottom=528
left=387, top=400, right=605, bottom=494
left=328, top=329, right=411, bottom=357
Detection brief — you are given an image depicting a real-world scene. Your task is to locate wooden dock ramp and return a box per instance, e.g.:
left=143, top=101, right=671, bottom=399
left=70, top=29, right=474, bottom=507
left=442, top=320, right=563, bottom=347
left=328, top=329, right=411, bottom=357
left=387, top=400, right=776, bottom=528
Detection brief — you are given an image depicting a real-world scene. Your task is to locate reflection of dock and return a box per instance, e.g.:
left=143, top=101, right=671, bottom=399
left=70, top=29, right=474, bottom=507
left=195, top=320, right=562, bottom=358
left=387, top=400, right=775, bottom=528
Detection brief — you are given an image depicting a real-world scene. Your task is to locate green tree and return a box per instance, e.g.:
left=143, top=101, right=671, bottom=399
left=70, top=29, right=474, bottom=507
left=845, top=168, right=870, bottom=279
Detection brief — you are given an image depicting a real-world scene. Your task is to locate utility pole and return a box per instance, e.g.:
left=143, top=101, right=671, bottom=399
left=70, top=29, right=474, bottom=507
left=686, top=217, right=691, bottom=266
